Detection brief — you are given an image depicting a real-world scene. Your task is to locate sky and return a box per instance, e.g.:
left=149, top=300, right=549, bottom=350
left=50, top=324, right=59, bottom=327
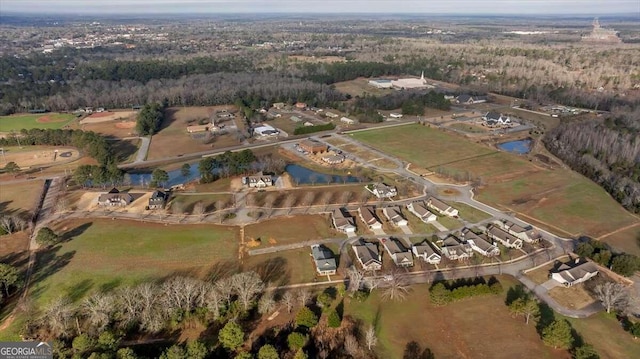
left=1, top=0, right=639, bottom=15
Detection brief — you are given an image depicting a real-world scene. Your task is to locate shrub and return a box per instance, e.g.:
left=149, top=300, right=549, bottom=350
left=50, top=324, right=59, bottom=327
left=287, top=332, right=308, bottom=351
left=293, top=122, right=335, bottom=135
left=327, top=308, right=341, bottom=328
left=295, top=307, right=318, bottom=329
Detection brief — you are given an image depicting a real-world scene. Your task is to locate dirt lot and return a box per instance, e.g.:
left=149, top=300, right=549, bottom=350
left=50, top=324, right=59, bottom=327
left=0, top=146, right=79, bottom=168
left=147, top=106, right=241, bottom=160
left=334, top=78, right=393, bottom=97
left=81, top=120, right=137, bottom=138
left=79, top=110, right=137, bottom=124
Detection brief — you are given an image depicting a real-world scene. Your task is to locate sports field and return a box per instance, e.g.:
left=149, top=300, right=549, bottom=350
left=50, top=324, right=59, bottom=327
left=30, top=219, right=240, bottom=306
left=351, top=124, right=640, bottom=239
left=0, top=113, right=76, bottom=131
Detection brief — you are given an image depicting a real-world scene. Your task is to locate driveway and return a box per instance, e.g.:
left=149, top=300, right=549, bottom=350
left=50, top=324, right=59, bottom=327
left=541, top=279, right=561, bottom=290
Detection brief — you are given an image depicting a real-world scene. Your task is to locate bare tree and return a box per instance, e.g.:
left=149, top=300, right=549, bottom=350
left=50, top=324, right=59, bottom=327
left=215, top=277, right=234, bottom=307
left=171, top=201, right=184, bottom=216
left=202, top=283, right=223, bottom=320
left=344, top=333, right=360, bottom=357
left=594, top=282, right=628, bottom=314
left=283, top=192, right=297, bottom=215
left=263, top=193, right=277, bottom=218
left=258, top=290, right=276, bottom=315
left=82, top=292, right=115, bottom=334
left=346, top=266, right=366, bottom=293
left=55, top=197, right=69, bottom=213
left=215, top=199, right=227, bottom=223
left=230, top=271, right=265, bottom=311
left=135, top=283, right=165, bottom=333
left=302, top=191, right=316, bottom=213
left=193, top=201, right=206, bottom=220
left=380, top=270, right=411, bottom=302
left=365, top=325, right=378, bottom=351
left=42, top=297, right=74, bottom=338
left=320, top=191, right=334, bottom=211
left=282, top=291, right=295, bottom=313
left=340, top=191, right=353, bottom=206
left=116, top=286, right=144, bottom=328
left=296, top=289, right=311, bottom=306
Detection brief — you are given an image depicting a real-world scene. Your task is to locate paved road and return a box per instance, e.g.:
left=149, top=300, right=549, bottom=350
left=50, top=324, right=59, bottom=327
left=133, top=136, right=151, bottom=164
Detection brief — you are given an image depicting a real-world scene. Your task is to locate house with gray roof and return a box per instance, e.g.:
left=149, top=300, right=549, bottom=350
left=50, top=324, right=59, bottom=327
left=551, top=258, right=599, bottom=287
left=487, top=224, right=523, bottom=249
left=407, top=201, right=438, bottom=223
left=426, top=197, right=458, bottom=217
left=148, top=190, right=168, bottom=210
left=98, top=188, right=133, bottom=207
left=332, top=208, right=356, bottom=234
left=358, top=206, right=383, bottom=230
left=310, top=244, right=337, bottom=276
left=501, top=220, right=542, bottom=243
left=412, top=241, right=441, bottom=265
left=352, top=240, right=382, bottom=271
left=365, top=183, right=398, bottom=199
left=461, top=228, right=500, bottom=257
left=380, top=238, right=414, bottom=267
left=437, top=234, right=473, bottom=261
left=382, top=206, right=408, bottom=227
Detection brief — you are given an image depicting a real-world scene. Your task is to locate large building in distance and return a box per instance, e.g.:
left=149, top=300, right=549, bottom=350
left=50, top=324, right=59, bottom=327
left=368, top=72, right=436, bottom=90
left=582, top=18, right=621, bottom=44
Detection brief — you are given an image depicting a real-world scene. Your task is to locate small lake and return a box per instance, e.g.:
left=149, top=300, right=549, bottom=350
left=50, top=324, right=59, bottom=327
left=285, top=164, right=361, bottom=185
left=126, top=162, right=201, bottom=187
left=498, top=139, right=532, bottom=154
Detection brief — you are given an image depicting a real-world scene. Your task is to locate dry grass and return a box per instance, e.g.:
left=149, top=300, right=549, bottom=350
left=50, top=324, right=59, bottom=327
left=0, top=145, right=80, bottom=168
left=525, top=263, right=555, bottom=285
left=565, top=312, right=640, bottom=359
left=0, top=180, right=45, bottom=215
left=601, top=225, right=640, bottom=256
left=81, top=120, right=138, bottom=138
left=241, top=248, right=324, bottom=286
left=333, top=78, right=391, bottom=97
left=547, top=284, right=596, bottom=310
left=244, top=214, right=342, bottom=246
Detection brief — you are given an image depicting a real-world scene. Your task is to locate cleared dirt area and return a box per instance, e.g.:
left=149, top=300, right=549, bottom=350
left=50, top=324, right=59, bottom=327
left=79, top=110, right=137, bottom=124
left=0, top=180, right=45, bottom=214
left=81, top=120, right=138, bottom=138
left=0, top=145, right=79, bottom=168
left=346, top=277, right=566, bottom=359
left=147, top=106, right=241, bottom=160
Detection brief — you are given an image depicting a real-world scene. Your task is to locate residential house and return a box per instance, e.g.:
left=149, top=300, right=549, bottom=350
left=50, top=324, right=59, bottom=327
left=148, top=190, right=168, bottom=210
left=487, top=224, right=523, bottom=249
left=332, top=208, right=356, bottom=234
left=407, top=201, right=438, bottom=223
left=324, top=111, right=339, bottom=118
left=98, top=188, right=133, bottom=207
left=295, top=102, right=307, bottom=109
left=365, top=183, right=398, bottom=199
left=551, top=258, right=599, bottom=287
left=253, top=124, right=279, bottom=136
left=460, top=228, right=500, bottom=257
left=501, top=220, right=542, bottom=243
left=243, top=173, right=273, bottom=188
left=380, top=237, right=414, bottom=267
left=358, top=206, right=383, bottom=230
left=455, top=94, right=487, bottom=104
left=272, top=102, right=286, bottom=110
left=437, top=234, right=473, bottom=261
left=340, top=117, right=356, bottom=125
left=382, top=206, right=408, bottom=227
left=352, top=239, right=382, bottom=271
left=412, top=241, right=442, bottom=265
left=426, top=197, right=458, bottom=217
left=482, top=112, right=511, bottom=126
left=310, top=244, right=337, bottom=276
left=389, top=113, right=403, bottom=118
left=303, top=121, right=315, bottom=127
left=299, top=139, right=328, bottom=154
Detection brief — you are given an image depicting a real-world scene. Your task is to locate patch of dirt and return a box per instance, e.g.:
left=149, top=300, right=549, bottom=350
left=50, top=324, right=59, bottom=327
left=80, top=111, right=137, bottom=124
left=114, top=121, right=136, bottom=129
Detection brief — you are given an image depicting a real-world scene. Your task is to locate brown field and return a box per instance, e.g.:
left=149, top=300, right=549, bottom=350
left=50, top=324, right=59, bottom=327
left=0, top=146, right=80, bottom=168
left=334, top=78, right=392, bottom=97
left=111, top=138, right=140, bottom=163
left=601, top=225, right=640, bottom=256
left=81, top=120, right=138, bottom=138
left=241, top=247, right=326, bottom=285
left=447, top=122, right=489, bottom=133
left=288, top=55, right=346, bottom=63
left=79, top=110, right=137, bottom=124
left=244, top=214, right=342, bottom=246
left=147, top=106, right=241, bottom=160
left=525, top=263, right=555, bottom=285
left=346, top=277, right=567, bottom=359
left=0, top=180, right=45, bottom=214
left=548, top=284, right=597, bottom=310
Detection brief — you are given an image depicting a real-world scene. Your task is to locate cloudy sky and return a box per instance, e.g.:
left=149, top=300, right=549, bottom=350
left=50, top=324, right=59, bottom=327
left=1, top=0, right=638, bottom=14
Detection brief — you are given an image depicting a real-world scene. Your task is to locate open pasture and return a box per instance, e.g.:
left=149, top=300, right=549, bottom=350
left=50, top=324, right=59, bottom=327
left=244, top=214, right=340, bottom=247
left=0, top=180, right=44, bottom=214
left=0, top=113, right=76, bottom=132
left=0, top=145, right=80, bottom=169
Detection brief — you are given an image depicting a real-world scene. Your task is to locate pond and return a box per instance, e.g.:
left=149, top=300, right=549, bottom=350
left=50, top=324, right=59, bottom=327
left=285, top=164, right=361, bottom=185
left=126, top=162, right=201, bottom=187
left=497, top=139, right=532, bottom=154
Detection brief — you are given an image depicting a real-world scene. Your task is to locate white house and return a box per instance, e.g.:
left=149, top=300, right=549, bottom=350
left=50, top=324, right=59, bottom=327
left=412, top=241, right=442, bottom=265
left=455, top=94, right=487, bottom=104
left=340, top=117, right=356, bottom=125
left=253, top=124, right=279, bottom=136
left=426, top=197, right=458, bottom=217
left=437, top=235, right=473, bottom=261
left=389, top=113, right=403, bottom=119
left=366, top=183, right=397, bottom=199
left=487, top=224, right=523, bottom=249
left=243, top=173, right=273, bottom=188
left=98, top=188, right=133, bottom=207
left=358, top=206, right=383, bottom=230
left=407, top=201, right=438, bottom=223
left=383, top=206, right=408, bottom=227
left=551, top=259, right=599, bottom=287
left=324, top=111, right=339, bottom=118
left=501, top=220, right=542, bottom=243
left=482, top=112, right=511, bottom=126
left=461, top=228, right=500, bottom=257
left=332, top=208, right=356, bottom=234
left=380, top=238, right=414, bottom=267
left=352, top=240, right=382, bottom=271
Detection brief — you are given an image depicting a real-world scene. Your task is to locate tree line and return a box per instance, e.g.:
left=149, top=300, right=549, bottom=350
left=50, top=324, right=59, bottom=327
left=135, top=102, right=166, bottom=136
left=198, top=149, right=258, bottom=183
left=543, top=112, right=640, bottom=214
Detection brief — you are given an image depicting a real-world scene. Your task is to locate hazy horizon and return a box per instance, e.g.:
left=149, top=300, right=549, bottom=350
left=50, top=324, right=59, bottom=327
left=1, top=0, right=639, bottom=15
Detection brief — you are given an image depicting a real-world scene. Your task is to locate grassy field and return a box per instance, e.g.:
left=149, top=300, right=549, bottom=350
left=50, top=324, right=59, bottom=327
left=170, top=193, right=234, bottom=213
left=31, top=219, right=239, bottom=305
left=438, top=216, right=464, bottom=231
left=453, top=202, right=492, bottom=223
left=244, top=215, right=342, bottom=246
left=601, top=225, right=640, bottom=256
left=565, top=312, right=640, bottom=359
left=0, top=231, right=30, bottom=328
left=111, top=138, right=140, bottom=164
left=345, top=277, right=564, bottom=359
left=548, top=284, right=596, bottom=311
left=333, top=78, right=391, bottom=97
left=241, top=248, right=320, bottom=285
left=351, top=124, right=640, bottom=239
left=0, top=180, right=44, bottom=215
left=147, top=106, right=240, bottom=160
left=0, top=113, right=76, bottom=131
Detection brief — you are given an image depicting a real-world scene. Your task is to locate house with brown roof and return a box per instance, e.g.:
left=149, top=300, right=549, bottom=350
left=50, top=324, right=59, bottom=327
left=98, top=188, right=133, bottom=207
left=487, top=224, right=523, bottom=249
left=382, top=206, right=408, bottom=227
left=352, top=239, right=382, bottom=271
left=380, top=237, right=414, bottom=267
left=426, top=197, right=458, bottom=217
left=358, top=206, right=382, bottom=230
left=501, top=220, right=542, bottom=243
left=407, top=201, right=438, bottom=223
left=437, top=234, right=473, bottom=261
left=299, top=139, right=328, bottom=154
left=551, top=258, right=599, bottom=287
left=412, top=241, right=441, bottom=265
left=332, top=208, right=356, bottom=234
left=461, top=228, right=500, bottom=257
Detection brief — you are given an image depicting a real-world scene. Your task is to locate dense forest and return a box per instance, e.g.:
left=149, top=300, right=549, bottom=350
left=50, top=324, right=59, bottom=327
left=543, top=111, right=640, bottom=213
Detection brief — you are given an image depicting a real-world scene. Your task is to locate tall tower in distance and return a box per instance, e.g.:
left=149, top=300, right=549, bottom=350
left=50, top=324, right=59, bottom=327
left=581, top=18, right=622, bottom=44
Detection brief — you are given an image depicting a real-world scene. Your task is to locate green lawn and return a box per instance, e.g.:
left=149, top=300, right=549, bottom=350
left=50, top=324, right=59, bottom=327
left=350, top=124, right=496, bottom=169
left=437, top=216, right=464, bottom=231
left=453, top=202, right=492, bottom=223
left=401, top=207, right=439, bottom=234
left=0, top=113, right=76, bottom=131
left=242, top=248, right=321, bottom=286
